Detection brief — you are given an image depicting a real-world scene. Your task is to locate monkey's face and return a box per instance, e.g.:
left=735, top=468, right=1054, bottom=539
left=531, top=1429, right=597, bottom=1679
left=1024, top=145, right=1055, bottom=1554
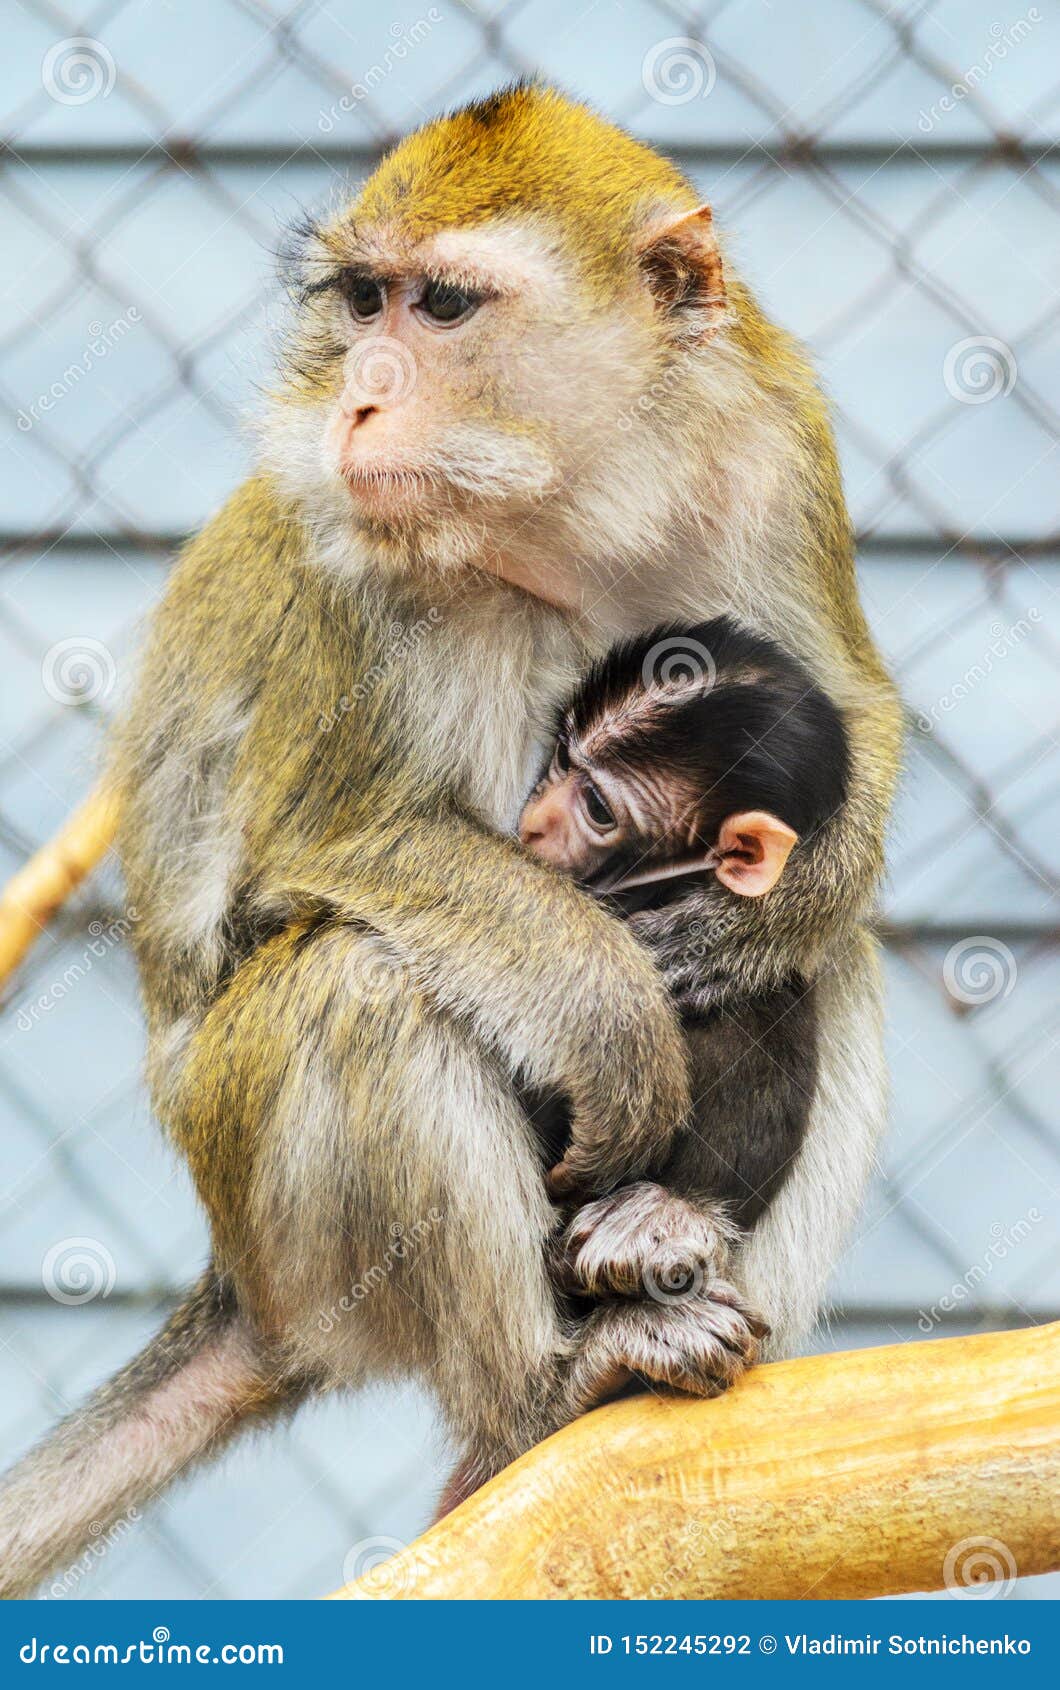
left=260, top=90, right=731, bottom=586
left=519, top=735, right=672, bottom=885
left=264, top=217, right=659, bottom=579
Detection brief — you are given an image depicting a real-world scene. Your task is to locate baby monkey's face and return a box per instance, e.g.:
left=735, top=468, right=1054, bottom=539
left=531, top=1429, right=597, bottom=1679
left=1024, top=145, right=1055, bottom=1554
left=519, top=730, right=799, bottom=899
left=518, top=732, right=683, bottom=886
left=519, top=753, right=617, bottom=883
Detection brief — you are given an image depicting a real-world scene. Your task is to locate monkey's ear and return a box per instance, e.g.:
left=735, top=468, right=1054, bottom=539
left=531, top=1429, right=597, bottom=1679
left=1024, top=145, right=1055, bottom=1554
left=636, top=205, right=727, bottom=344
left=714, top=810, right=797, bottom=898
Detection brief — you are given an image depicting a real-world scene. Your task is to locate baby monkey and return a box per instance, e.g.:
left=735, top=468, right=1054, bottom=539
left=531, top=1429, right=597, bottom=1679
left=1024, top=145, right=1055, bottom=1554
left=519, top=615, right=850, bottom=1346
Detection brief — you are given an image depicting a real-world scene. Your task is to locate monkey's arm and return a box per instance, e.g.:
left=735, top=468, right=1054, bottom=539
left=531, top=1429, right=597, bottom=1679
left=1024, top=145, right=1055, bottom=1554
left=278, top=817, right=689, bottom=1197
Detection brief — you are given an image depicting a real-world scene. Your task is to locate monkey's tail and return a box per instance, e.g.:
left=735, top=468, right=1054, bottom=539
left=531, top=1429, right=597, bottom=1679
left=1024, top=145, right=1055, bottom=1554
left=0, top=1270, right=306, bottom=1599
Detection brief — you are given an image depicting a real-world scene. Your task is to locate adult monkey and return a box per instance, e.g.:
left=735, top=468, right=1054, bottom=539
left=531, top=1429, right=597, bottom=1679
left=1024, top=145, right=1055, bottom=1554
left=0, top=85, right=899, bottom=1596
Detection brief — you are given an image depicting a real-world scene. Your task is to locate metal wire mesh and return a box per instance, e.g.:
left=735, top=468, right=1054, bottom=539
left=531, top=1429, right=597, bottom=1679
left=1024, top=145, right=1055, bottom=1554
left=0, top=0, right=1057, bottom=1598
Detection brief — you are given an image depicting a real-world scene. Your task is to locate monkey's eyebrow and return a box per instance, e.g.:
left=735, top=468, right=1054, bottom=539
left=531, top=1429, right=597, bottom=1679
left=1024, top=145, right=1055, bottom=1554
left=419, top=265, right=496, bottom=299
left=300, top=263, right=394, bottom=301
left=416, top=261, right=507, bottom=298
left=426, top=226, right=562, bottom=296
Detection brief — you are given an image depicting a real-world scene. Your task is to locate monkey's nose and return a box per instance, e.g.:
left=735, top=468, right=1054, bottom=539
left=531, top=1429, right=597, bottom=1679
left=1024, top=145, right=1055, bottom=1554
left=347, top=404, right=377, bottom=428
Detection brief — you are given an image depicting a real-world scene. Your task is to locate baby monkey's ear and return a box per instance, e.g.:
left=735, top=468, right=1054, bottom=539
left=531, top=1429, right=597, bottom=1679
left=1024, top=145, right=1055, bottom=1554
left=714, top=810, right=798, bottom=898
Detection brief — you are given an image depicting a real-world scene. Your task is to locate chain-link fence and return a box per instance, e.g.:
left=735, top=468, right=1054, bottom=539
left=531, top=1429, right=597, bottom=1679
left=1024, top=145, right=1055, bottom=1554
left=0, top=0, right=1057, bottom=1599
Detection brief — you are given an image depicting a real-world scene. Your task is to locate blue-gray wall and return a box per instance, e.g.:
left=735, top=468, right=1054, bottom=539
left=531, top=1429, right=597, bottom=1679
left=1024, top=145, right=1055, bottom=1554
left=0, top=0, right=1057, bottom=1599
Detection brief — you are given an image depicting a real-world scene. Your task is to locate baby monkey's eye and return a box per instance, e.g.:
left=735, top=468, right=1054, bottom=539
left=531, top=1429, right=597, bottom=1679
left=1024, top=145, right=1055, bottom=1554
left=583, top=781, right=616, bottom=831
left=418, top=280, right=479, bottom=326
left=554, top=739, right=570, bottom=775
left=345, top=273, right=385, bottom=321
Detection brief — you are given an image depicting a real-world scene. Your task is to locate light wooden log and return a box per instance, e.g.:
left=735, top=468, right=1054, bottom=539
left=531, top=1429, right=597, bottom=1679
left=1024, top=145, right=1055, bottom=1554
left=0, top=785, right=120, bottom=988
left=331, top=1321, right=1060, bottom=1600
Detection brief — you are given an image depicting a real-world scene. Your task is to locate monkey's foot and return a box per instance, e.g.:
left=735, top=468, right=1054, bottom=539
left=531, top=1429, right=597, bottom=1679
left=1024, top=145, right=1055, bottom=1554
left=565, top=1290, right=766, bottom=1414
left=557, top=1180, right=740, bottom=1302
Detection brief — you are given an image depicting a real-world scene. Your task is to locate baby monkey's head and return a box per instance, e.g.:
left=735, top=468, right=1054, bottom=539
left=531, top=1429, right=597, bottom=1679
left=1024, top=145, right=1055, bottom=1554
left=519, top=616, right=849, bottom=898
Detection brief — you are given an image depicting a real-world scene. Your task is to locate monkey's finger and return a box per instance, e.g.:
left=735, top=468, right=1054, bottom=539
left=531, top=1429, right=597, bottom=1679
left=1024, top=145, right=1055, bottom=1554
left=698, top=1280, right=772, bottom=1343
left=562, top=1335, right=637, bottom=1418
left=562, top=1183, right=738, bottom=1299
left=545, top=1159, right=585, bottom=1202
left=560, top=1191, right=626, bottom=1257
left=549, top=1141, right=635, bottom=1202
left=632, top=1300, right=760, bottom=1391
left=546, top=1231, right=596, bottom=1298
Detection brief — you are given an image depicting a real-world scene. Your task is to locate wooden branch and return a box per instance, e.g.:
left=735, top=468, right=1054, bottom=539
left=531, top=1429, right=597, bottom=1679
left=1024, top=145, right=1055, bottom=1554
left=330, top=1321, right=1060, bottom=1600
left=0, top=785, right=120, bottom=989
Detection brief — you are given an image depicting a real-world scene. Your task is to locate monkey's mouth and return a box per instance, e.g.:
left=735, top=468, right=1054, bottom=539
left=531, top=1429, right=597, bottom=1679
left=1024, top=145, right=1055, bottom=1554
left=340, top=463, right=432, bottom=512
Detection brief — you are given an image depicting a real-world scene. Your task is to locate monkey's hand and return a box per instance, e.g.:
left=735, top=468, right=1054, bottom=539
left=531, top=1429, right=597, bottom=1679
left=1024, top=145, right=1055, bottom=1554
left=624, top=891, right=743, bottom=1018
left=555, top=1183, right=768, bottom=1408
left=554, top=1181, right=739, bottom=1300
left=563, top=1293, right=767, bottom=1412
left=290, top=820, right=690, bottom=1197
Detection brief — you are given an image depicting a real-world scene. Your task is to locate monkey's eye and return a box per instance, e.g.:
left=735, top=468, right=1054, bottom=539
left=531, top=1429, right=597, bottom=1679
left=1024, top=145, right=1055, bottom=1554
left=344, top=273, right=385, bottom=321
left=418, top=280, right=479, bottom=326
left=582, top=781, right=616, bottom=832
left=554, top=739, right=570, bottom=775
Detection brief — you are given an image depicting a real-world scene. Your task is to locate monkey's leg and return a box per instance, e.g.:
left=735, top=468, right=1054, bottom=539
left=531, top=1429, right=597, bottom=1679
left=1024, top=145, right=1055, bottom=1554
left=0, top=1271, right=304, bottom=1600
left=173, top=922, right=571, bottom=1495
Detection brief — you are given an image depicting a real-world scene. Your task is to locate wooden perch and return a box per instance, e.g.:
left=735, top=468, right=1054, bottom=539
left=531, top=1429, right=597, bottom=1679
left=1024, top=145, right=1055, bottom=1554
left=330, top=1320, right=1060, bottom=1600
left=0, top=784, right=119, bottom=988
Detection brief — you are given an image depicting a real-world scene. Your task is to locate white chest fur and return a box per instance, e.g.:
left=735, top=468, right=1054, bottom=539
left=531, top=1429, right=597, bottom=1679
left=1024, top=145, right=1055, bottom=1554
left=397, top=586, right=590, bottom=833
